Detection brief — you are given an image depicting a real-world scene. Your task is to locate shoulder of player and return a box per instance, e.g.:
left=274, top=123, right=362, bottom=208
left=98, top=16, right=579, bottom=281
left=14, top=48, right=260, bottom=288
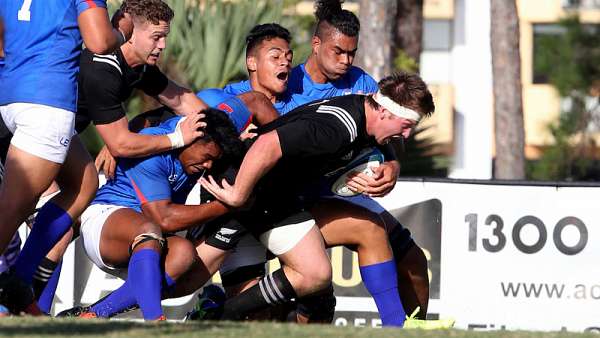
left=306, top=100, right=360, bottom=141
left=344, top=66, right=376, bottom=84
left=82, top=49, right=124, bottom=77
left=223, top=80, right=251, bottom=95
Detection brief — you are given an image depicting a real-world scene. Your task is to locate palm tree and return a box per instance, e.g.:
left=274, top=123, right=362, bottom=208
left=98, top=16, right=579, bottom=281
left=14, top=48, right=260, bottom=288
left=490, top=0, right=526, bottom=179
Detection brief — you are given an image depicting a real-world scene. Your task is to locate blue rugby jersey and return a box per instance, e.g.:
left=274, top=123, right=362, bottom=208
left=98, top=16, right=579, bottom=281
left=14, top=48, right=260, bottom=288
left=223, top=64, right=378, bottom=115
left=0, top=0, right=106, bottom=112
left=92, top=117, right=198, bottom=212
left=286, top=63, right=378, bottom=102
left=196, top=88, right=253, bottom=133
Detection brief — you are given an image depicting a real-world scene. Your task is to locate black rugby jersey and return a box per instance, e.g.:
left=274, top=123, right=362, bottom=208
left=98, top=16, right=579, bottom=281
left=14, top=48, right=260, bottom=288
left=75, top=48, right=169, bottom=133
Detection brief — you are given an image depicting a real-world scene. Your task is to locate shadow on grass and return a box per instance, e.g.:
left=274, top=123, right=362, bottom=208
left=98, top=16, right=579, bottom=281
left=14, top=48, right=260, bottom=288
left=0, top=318, right=248, bottom=336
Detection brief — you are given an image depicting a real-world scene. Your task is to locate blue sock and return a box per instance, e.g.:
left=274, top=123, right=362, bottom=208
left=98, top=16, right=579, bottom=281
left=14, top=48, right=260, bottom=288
left=127, top=249, right=163, bottom=320
left=91, top=270, right=176, bottom=318
left=37, top=261, right=62, bottom=314
left=15, top=202, right=72, bottom=285
left=360, top=259, right=406, bottom=327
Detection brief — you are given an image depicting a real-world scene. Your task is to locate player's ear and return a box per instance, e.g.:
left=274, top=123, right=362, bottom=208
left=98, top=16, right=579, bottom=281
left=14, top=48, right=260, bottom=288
left=311, top=35, right=321, bottom=54
left=247, top=56, right=257, bottom=72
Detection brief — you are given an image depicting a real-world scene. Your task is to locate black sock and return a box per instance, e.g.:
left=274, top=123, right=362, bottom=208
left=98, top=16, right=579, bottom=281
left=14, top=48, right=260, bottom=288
left=296, top=283, right=336, bottom=323
left=222, top=269, right=297, bottom=320
left=32, top=257, right=58, bottom=300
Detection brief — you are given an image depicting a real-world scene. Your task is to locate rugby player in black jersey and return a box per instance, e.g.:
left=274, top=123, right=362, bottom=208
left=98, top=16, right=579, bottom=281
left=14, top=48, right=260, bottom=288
left=201, top=72, right=435, bottom=327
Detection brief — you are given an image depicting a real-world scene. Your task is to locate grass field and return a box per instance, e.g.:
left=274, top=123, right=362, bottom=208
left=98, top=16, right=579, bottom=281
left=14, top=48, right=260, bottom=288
left=0, top=317, right=597, bottom=338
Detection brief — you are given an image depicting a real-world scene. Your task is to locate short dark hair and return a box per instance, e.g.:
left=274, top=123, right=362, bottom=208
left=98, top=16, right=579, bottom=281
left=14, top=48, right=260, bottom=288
left=120, top=0, right=174, bottom=25
left=245, top=23, right=291, bottom=58
left=194, top=108, right=244, bottom=163
left=369, top=72, right=435, bottom=118
left=314, top=0, right=360, bottom=38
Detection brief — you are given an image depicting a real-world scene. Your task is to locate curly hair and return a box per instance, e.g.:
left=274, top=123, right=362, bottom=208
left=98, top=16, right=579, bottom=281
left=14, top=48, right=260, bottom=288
left=120, top=0, right=174, bottom=25
left=194, top=108, right=245, bottom=163
left=367, top=72, right=435, bottom=118
left=314, top=0, right=360, bottom=38
left=245, top=23, right=291, bottom=57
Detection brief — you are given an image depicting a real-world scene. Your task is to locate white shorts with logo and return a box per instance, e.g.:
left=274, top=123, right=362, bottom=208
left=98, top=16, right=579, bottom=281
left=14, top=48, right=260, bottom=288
left=80, top=203, right=127, bottom=276
left=0, top=103, right=75, bottom=163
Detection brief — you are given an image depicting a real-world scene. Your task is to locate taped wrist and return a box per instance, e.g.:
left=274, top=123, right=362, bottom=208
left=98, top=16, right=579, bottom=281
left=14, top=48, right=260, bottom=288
left=167, top=117, right=187, bottom=149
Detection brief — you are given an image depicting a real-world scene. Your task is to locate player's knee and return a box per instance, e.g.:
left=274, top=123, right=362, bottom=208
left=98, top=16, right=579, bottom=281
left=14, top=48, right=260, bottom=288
left=130, top=223, right=164, bottom=252
left=358, top=218, right=387, bottom=246
left=304, top=259, right=332, bottom=291
left=165, top=237, right=196, bottom=277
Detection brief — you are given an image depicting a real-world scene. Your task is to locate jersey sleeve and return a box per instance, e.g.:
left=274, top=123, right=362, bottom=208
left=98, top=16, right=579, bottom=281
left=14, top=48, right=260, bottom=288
left=276, top=113, right=351, bottom=159
left=79, top=55, right=126, bottom=125
left=137, top=65, right=169, bottom=97
left=75, top=0, right=107, bottom=16
left=124, top=156, right=172, bottom=205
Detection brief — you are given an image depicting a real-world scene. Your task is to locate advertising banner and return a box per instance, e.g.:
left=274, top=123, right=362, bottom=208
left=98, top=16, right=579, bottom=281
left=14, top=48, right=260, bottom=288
left=49, top=179, right=600, bottom=331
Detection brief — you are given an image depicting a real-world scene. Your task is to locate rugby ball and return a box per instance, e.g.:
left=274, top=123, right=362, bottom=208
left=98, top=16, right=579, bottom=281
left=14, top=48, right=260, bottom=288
left=331, top=147, right=385, bottom=197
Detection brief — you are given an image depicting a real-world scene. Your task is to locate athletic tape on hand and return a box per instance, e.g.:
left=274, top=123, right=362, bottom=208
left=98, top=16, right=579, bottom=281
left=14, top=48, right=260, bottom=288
left=167, top=116, right=187, bottom=149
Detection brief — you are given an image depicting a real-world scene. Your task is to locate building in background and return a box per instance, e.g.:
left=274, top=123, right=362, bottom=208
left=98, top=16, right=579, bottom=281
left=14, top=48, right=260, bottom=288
left=296, top=0, right=600, bottom=179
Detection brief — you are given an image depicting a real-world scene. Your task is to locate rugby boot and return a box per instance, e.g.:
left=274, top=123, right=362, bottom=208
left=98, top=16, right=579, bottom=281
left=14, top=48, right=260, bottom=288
left=184, top=284, right=225, bottom=321
left=0, top=270, right=37, bottom=315
left=402, top=307, right=455, bottom=329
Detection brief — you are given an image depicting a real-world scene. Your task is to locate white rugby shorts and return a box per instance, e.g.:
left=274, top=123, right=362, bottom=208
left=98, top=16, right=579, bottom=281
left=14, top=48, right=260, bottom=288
left=80, top=204, right=127, bottom=276
left=0, top=103, right=75, bottom=163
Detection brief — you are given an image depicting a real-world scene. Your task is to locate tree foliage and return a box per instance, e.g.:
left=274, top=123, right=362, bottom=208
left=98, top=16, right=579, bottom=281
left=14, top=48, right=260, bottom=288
left=529, top=16, right=600, bottom=180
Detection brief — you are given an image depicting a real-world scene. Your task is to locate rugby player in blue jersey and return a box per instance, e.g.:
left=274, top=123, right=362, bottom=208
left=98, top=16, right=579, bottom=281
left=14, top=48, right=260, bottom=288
left=0, top=0, right=133, bottom=314
left=72, top=109, right=242, bottom=320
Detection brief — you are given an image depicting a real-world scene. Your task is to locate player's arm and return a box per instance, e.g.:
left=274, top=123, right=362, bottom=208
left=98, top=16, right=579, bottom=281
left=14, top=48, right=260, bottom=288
left=156, top=79, right=208, bottom=116
left=237, top=92, right=279, bottom=125
left=77, top=5, right=133, bottom=55
left=82, top=63, right=203, bottom=159
left=201, top=131, right=282, bottom=208
left=141, top=199, right=230, bottom=233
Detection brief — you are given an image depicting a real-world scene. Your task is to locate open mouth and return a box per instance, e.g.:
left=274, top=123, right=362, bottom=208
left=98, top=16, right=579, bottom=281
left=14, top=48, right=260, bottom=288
left=276, top=70, right=289, bottom=82
left=150, top=52, right=160, bottom=59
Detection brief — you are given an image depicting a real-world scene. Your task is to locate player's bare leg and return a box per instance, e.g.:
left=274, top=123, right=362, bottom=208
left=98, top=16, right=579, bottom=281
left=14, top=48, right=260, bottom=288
left=311, top=199, right=406, bottom=326
left=0, top=146, right=60, bottom=253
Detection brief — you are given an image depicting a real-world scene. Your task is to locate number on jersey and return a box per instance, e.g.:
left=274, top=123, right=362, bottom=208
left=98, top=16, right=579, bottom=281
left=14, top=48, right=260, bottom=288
left=18, top=0, right=33, bottom=22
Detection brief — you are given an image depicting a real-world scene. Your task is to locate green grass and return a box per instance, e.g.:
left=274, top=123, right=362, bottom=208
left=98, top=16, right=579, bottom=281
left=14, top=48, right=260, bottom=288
left=0, top=317, right=596, bottom=338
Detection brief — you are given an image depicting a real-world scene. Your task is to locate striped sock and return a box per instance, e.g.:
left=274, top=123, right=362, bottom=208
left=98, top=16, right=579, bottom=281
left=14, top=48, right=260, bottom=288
left=222, top=269, right=296, bottom=320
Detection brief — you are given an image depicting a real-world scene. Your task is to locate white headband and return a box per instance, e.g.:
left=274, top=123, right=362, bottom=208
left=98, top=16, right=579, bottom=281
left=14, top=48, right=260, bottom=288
left=373, top=91, right=422, bottom=122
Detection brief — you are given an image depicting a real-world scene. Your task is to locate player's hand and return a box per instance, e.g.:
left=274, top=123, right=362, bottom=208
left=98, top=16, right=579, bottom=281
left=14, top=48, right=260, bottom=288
left=111, top=10, right=133, bottom=41
left=95, top=145, right=117, bottom=180
left=199, top=175, right=246, bottom=208
left=179, top=113, right=206, bottom=146
left=240, top=123, right=258, bottom=141
left=346, top=160, right=400, bottom=197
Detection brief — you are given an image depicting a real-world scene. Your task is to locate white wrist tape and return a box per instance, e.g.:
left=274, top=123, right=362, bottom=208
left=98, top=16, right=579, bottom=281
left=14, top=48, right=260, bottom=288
left=167, top=117, right=187, bottom=149
left=373, top=91, right=422, bottom=122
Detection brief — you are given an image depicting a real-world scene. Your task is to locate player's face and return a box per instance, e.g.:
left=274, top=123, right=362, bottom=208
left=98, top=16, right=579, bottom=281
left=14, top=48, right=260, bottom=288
left=252, top=38, right=293, bottom=96
left=131, top=19, right=170, bottom=66
left=374, top=112, right=417, bottom=145
left=179, top=140, right=222, bottom=175
left=313, top=30, right=358, bottom=81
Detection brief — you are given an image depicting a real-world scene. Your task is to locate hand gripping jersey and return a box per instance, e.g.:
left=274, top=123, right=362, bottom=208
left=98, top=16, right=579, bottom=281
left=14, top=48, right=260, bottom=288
left=0, top=0, right=107, bottom=112
left=92, top=117, right=199, bottom=212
